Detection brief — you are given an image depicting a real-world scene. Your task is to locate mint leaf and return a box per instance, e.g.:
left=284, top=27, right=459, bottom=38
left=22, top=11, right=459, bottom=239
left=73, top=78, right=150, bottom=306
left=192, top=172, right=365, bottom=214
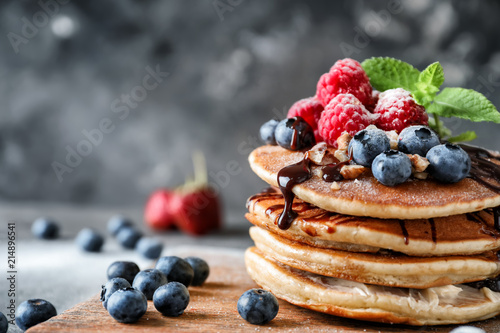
left=427, top=87, right=500, bottom=123
left=447, top=131, right=477, bottom=143
left=413, top=62, right=444, bottom=108
left=418, top=62, right=445, bottom=91
left=361, top=57, right=420, bottom=92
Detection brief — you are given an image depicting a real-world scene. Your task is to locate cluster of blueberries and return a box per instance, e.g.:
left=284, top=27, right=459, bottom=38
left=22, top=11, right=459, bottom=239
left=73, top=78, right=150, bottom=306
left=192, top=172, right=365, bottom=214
left=102, top=257, right=206, bottom=322
left=349, top=125, right=471, bottom=186
left=260, top=117, right=315, bottom=151
left=31, top=215, right=164, bottom=259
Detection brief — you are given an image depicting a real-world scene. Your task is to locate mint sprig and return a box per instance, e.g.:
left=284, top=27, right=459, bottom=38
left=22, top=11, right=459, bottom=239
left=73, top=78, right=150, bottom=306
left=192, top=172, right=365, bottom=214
left=361, top=57, right=500, bottom=142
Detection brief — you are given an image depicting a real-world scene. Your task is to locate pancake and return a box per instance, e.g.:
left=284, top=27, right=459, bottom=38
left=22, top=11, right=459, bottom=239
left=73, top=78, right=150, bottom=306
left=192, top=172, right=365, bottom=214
left=250, top=226, right=500, bottom=289
left=245, top=247, right=500, bottom=326
left=246, top=190, right=500, bottom=256
left=249, top=145, right=500, bottom=220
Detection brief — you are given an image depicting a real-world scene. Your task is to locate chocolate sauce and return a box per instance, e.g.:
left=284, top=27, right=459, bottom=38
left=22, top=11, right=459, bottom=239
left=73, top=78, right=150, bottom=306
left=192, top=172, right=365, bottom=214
left=494, top=206, right=500, bottom=231
left=276, top=157, right=312, bottom=230
left=460, top=144, right=500, bottom=192
left=429, top=218, right=437, bottom=243
left=466, top=212, right=498, bottom=238
left=285, top=117, right=315, bottom=151
left=398, top=220, right=409, bottom=245
left=321, top=149, right=352, bottom=182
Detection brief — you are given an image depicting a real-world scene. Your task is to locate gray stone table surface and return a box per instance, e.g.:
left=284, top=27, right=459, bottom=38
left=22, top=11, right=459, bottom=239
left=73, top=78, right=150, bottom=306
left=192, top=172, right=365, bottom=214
left=0, top=202, right=252, bottom=332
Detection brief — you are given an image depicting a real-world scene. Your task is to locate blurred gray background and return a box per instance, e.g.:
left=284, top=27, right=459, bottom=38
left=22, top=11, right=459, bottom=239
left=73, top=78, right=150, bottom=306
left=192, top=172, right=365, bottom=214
left=1, top=0, right=500, bottom=217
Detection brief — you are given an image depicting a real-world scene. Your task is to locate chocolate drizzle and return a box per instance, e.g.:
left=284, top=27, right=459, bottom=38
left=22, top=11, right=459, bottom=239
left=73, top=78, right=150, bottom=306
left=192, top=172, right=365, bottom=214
left=460, top=144, right=500, bottom=192
left=429, top=218, right=437, bottom=243
left=276, top=156, right=312, bottom=230
left=398, top=220, right=409, bottom=245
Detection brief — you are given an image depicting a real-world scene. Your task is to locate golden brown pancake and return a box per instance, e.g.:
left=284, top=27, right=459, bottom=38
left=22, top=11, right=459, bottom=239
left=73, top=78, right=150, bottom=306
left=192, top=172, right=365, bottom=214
left=246, top=190, right=500, bottom=256
left=250, top=226, right=500, bottom=288
left=245, top=247, right=500, bottom=326
left=249, top=145, right=500, bottom=219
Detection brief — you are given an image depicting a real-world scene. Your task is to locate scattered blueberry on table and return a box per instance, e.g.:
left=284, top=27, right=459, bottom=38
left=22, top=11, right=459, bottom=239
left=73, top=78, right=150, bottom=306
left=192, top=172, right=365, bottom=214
left=132, top=269, right=168, bottom=300
left=107, top=261, right=141, bottom=284
left=75, top=228, right=104, bottom=252
left=155, top=256, right=194, bottom=287
left=15, top=299, right=57, bottom=331
left=100, top=278, right=131, bottom=309
left=153, top=282, right=190, bottom=317
left=135, top=237, right=163, bottom=259
left=185, top=257, right=210, bottom=286
left=0, top=312, right=8, bottom=333
left=31, top=217, right=60, bottom=240
left=107, top=215, right=133, bottom=236
left=116, top=226, right=143, bottom=249
left=107, top=288, right=147, bottom=323
left=237, top=289, right=279, bottom=325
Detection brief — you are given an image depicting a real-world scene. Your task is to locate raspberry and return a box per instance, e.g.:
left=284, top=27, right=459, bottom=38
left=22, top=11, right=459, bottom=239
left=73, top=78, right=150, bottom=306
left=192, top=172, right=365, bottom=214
left=287, top=97, right=324, bottom=142
left=316, top=58, right=373, bottom=108
left=318, top=94, right=373, bottom=147
left=374, top=88, right=428, bottom=132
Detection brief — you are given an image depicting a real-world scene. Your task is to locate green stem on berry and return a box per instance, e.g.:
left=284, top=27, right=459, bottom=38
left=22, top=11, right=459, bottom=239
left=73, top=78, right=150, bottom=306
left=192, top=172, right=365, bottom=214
left=192, top=151, right=207, bottom=186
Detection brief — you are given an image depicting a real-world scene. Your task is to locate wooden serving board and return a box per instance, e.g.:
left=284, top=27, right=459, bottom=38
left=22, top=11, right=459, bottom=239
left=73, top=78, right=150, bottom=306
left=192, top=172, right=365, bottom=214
left=28, top=247, right=500, bottom=332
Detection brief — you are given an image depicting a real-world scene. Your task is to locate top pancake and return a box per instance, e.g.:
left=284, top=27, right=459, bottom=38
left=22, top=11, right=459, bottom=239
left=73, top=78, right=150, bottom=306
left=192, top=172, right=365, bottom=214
left=249, top=145, right=500, bottom=219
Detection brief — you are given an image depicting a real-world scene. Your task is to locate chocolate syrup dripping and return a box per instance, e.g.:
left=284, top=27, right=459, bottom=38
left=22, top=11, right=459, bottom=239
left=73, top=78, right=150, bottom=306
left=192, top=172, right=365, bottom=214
left=494, top=206, right=500, bottom=232
left=460, top=144, right=500, bottom=192
left=429, top=218, right=437, bottom=243
left=276, top=156, right=312, bottom=230
left=321, top=149, right=353, bottom=182
left=287, top=117, right=315, bottom=151
left=398, top=220, right=409, bottom=245
left=246, top=191, right=282, bottom=210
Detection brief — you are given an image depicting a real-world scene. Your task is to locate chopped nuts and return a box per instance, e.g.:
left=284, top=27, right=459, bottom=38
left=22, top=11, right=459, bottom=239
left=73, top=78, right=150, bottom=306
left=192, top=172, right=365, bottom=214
left=407, top=154, right=430, bottom=173
left=386, top=130, right=399, bottom=150
left=336, top=132, right=352, bottom=150
left=340, top=165, right=367, bottom=179
left=413, top=172, right=429, bottom=180
left=307, top=143, right=336, bottom=165
left=334, top=149, right=350, bottom=162
left=330, top=182, right=341, bottom=191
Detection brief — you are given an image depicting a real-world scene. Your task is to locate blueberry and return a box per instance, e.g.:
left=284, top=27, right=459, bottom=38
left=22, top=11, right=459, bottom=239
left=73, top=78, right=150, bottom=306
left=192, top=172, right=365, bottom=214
left=449, top=326, right=486, bottom=333
left=0, top=312, right=7, bottom=333
left=107, top=261, right=140, bottom=284
left=274, top=117, right=315, bottom=151
left=398, top=125, right=440, bottom=156
left=15, top=299, right=57, bottom=331
left=372, top=150, right=412, bottom=186
left=100, top=277, right=131, bottom=309
left=116, top=227, right=142, bottom=249
left=426, top=143, right=471, bottom=183
left=135, top=237, right=163, bottom=259
left=185, top=257, right=209, bottom=286
left=259, top=119, right=279, bottom=145
left=155, top=256, right=194, bottom=287
left=237, top=289, right=279, bottom=325
left=348, top=128, right=390, bottom=167
left=31, top=217, right=60, bottom=240
left=153, top=282, right=190, bottom=317
left=107, top=215, right=133, bottom=236
left=75, top=228, right=104, bottom=252
left=107, top=287, right=147, bottom=323
left=132, top=269, right=168, bottom=300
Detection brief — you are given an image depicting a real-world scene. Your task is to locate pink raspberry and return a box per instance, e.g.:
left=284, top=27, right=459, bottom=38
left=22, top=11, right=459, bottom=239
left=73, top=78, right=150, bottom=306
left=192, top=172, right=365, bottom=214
left=318, top=94, right=373, bottom=147
left=374, top=88, right=428, bottom=132
left=287, top=97, right=324, bottom=142
left=316, top=58, right=373, bottom=108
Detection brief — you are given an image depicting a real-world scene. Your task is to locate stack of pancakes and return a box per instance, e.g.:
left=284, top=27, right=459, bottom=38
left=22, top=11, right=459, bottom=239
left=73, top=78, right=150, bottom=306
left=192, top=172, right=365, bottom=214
left=245, top=144, right=500, bottom=326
